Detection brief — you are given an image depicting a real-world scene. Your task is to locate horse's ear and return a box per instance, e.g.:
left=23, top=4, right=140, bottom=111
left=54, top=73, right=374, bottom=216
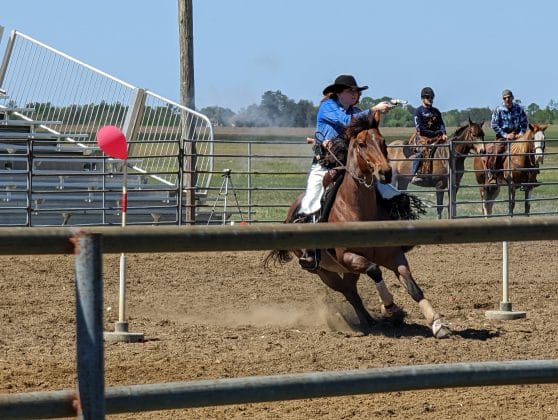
left=541, top=124, right=548, bottom=131
left=370, top=110, right=380, bottom=128
left=468, top=116, right=473, bottom=125
left=480, top=120, right=484, bottom=127
left=529, top=123, right=534, bottom=131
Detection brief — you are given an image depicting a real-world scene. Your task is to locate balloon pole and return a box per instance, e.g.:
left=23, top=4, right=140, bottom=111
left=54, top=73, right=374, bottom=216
left=118, top=161, right=128, bottom=323
left=97, top=125, right=143, bottom=342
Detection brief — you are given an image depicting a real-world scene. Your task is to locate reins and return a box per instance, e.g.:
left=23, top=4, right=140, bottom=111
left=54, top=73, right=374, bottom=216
left=451, top=127, right=474, bottom=158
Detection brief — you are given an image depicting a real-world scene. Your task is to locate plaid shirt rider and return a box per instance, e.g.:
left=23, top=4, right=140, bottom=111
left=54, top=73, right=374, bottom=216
left=490, top=102, right=528, bottom=139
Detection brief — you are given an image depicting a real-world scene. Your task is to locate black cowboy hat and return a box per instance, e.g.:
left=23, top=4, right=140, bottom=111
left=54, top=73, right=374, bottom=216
left=323, top=75, right=368, bottom=95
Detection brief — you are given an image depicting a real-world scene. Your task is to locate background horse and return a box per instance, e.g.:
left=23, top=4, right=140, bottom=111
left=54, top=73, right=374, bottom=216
left=473, top=123, right=547, bottom=216
left=388, top=119, right=485, bottom=219
left=265, top=114, right=450, bottom=339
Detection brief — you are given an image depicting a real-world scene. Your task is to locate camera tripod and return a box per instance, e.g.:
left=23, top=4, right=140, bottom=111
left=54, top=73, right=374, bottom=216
left=207, top=169, right=245, bottom=225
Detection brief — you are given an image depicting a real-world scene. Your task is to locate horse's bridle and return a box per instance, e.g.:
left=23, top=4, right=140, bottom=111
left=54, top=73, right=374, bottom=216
left=324, top=133, right=381, bottom=189
left=452, top=125, right=485, bottom=158
left=354, top=145, right=377, bottom=188
left=534, top=130, right=546, bottom=154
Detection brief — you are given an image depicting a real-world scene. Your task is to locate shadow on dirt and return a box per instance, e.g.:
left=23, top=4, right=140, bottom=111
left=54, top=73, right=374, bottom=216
left=330, top=309, right=499, bottom=340
left=452, top=328, right=500, bottom=340
left=361, top=322, right=498, bottom=340
left=322, top=295, right=499, bottom=340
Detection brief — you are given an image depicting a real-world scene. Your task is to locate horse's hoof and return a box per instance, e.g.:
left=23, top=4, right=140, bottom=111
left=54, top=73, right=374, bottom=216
left=432, top=319, right=451, bottom=339
left=381, top=303, right=406, bottom=324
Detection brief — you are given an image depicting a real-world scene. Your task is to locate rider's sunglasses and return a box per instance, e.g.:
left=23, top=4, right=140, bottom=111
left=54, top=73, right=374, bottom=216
left=503, top=95, right=513, bottom=100
left=422, top=95, right=432, bottom=100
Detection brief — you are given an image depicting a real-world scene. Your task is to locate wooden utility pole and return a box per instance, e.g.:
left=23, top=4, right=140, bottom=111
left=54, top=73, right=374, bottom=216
left=178, top=0, right=196, bottom=223
left=178, top=0, right=195, bottom=109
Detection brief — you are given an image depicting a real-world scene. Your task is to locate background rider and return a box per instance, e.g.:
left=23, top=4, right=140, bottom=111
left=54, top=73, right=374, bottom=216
left=411, top=87, right=448, bottom=185
left=487, top=89, right=528, bottom=183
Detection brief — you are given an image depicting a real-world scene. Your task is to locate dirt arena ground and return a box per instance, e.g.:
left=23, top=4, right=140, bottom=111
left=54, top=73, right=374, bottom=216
left=1, top=240, right=557, bottom=419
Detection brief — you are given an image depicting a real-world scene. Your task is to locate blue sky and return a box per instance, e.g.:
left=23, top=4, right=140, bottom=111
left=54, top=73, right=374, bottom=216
left=2, top=0, right=556, bottom=113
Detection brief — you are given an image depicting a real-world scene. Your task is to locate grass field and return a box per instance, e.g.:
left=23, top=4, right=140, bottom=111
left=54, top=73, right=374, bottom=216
left=204, top=125, right=558, bottom=222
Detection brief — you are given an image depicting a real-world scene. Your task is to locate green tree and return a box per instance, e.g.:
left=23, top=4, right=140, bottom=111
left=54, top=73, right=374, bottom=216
left=200, top=106, right=235, bottom=126
left=292, top=99, right=316, bottom=127
left=527, top=103, right=540, bottom=118
left=260, top=90, right=294, bottom=126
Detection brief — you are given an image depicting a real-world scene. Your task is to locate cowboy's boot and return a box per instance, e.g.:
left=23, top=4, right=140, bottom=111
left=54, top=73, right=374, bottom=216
left=297, top=213, right=319, bottom=273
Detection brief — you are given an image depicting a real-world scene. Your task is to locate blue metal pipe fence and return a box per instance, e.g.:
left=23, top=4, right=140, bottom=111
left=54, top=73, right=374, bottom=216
left=0, top=220, right=557, bottom=418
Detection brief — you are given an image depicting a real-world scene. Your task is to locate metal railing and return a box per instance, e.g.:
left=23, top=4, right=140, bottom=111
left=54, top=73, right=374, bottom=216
left=0, top=219, right=557, bottom=418
left=453, top=137, right=558, bottom=218
left=0, top=119, right=182, bottom=227
left=387, top=137, right=558, bottom=219
left=0, top=30, right=214, bottom=224
left=0, top=30, right=556, bottom=224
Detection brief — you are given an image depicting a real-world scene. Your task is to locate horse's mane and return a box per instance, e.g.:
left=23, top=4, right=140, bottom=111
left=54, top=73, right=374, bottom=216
left=512, top=131, right=534, bottom=154
left=344, top=114, right=378, bottom=140
left=376, top=191, right=427, bottom=221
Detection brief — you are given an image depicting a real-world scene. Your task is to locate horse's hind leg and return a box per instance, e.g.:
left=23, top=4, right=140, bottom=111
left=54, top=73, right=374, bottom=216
left=481, top=185, right=499, bottom=216
left=318, top=270, right=375, bottom=330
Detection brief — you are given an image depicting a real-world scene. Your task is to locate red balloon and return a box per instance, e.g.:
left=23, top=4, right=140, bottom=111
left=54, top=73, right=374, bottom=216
left=96, top=125, right=128, bottom=160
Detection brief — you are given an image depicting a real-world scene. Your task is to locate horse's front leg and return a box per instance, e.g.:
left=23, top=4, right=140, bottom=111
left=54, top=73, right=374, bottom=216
left=508, top=183, right=516, bottom=215
left=436, top=189, right=444, bottom=219
left=317, top=269, right=375, bottom=330
left=341, top=252, right=405, bottom=324
left=394, top=262, right=451, bottom=339
left=479, top=187, right=489, bottom=216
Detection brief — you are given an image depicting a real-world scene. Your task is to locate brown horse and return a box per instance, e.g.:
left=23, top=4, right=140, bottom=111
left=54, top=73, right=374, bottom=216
left=264, top=113, right=451, bottom=339
left=473, top=123, right=547, bottom=216
left=388, top=119, right=486, bottom=219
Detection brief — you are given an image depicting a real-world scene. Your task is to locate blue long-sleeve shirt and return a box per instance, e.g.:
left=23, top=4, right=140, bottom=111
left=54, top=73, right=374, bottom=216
left=490, top=103, right=528, bottom=139
left=413, top=105, right=446, bottom=138
left=314, top=98, right=368, bottom=144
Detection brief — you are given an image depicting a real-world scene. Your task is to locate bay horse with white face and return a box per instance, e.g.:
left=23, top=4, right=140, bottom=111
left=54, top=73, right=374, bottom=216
left=473, top=123, right=547, bottom=216
left=264, top=113, right=451, bottom=339
left=388, top=119, right=486, bottom=218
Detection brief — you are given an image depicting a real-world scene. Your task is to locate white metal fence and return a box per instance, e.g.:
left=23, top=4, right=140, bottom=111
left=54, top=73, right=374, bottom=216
left=0, top=30, right=214, bottom=224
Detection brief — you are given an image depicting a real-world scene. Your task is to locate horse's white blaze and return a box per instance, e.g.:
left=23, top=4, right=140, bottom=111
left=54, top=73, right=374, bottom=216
left=534, top=130, right=545, bottom=164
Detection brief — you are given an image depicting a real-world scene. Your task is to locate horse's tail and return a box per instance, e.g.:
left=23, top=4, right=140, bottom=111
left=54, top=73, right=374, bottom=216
left=263, top=249, right=294, bottom=270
